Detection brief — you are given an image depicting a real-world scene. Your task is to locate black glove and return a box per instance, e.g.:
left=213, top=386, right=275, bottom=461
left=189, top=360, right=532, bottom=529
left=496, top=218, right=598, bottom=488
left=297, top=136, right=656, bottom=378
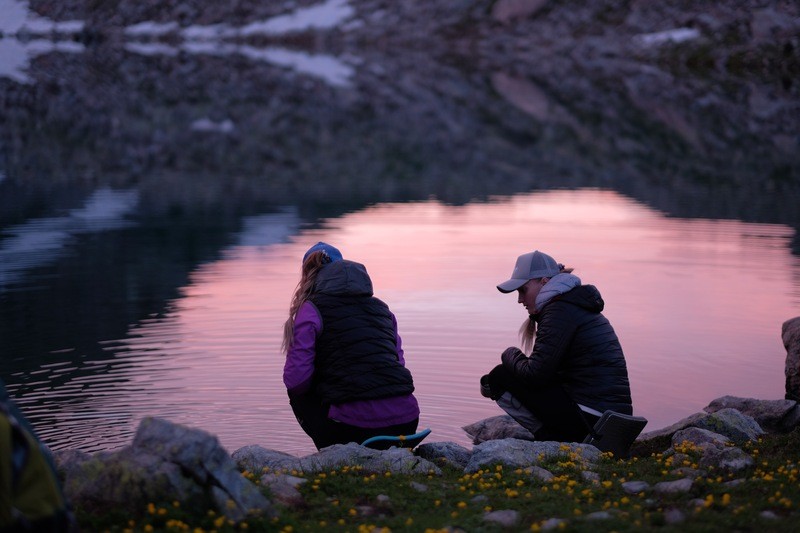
left=480, top=373, right=505, bottom=401
left=501, top=346, right=525, bottom=368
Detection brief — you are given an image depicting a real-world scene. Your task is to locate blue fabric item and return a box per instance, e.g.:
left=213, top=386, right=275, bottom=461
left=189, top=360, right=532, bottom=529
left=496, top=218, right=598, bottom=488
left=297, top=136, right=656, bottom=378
left=361, top=428, right=431, bottom=450
left=303, top=242, right=343, bottom=264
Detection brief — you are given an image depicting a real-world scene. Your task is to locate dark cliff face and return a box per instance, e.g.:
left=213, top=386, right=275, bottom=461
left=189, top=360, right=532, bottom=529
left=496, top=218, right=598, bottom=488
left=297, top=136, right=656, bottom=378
left=5, top=0, right=799, bottom=237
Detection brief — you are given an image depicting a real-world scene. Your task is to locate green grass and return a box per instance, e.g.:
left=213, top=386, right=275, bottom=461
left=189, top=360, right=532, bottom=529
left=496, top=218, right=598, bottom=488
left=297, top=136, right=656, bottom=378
left=79, top=429, right=800, bottom=532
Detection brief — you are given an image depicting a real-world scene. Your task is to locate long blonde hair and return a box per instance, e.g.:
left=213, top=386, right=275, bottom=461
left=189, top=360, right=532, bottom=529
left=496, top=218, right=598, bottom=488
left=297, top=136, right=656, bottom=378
left=282, top=251, right=327, bottom=353
left=518, top=265, right=574, bottom=354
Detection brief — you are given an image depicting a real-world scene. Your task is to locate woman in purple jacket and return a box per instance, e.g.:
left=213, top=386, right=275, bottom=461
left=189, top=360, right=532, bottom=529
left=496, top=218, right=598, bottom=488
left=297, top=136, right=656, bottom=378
left=282, top=242, right=420, bottom=449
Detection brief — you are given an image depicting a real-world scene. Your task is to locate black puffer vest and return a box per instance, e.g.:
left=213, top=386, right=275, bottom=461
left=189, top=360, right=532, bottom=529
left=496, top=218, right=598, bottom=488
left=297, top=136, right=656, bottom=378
left=309, top=260, right=414, bottom=405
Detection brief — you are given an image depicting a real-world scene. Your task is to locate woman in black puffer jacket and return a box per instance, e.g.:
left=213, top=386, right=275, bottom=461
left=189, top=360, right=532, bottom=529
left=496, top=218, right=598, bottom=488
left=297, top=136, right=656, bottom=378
left=481, top=250, right=632, bottom=442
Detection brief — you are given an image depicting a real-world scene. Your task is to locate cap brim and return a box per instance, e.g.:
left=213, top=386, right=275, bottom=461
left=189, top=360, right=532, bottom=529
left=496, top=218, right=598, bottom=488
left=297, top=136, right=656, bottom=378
left=497, top=278, right=528, bottom=293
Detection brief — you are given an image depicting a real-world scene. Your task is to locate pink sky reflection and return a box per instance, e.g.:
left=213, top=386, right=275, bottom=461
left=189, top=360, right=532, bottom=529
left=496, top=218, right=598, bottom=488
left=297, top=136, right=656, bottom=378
left=121, top=190, right=797, bottom=455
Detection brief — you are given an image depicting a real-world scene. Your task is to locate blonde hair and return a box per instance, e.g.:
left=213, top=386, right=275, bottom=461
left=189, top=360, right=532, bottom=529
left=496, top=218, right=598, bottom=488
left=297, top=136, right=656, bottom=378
left=282, top=251, right=327, bottom=353
left=517, top=265, right=574, bottom=354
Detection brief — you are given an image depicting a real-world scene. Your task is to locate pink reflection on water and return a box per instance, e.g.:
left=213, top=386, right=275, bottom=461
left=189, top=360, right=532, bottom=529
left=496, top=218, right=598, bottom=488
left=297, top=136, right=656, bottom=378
left=120, top=190, right=797, bottom=456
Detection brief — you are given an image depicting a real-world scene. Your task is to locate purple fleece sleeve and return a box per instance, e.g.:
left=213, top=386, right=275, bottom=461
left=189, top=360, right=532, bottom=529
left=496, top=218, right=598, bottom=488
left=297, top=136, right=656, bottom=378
left=283, top=301, right=320, bottom=395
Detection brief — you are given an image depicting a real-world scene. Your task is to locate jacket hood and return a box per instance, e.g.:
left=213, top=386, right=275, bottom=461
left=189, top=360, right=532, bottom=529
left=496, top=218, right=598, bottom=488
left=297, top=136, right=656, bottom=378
left=314, top=260, right=374, bottom=297
left=534, top=272, right=581, bottom=311
left=554, top=284, right=605, bottom=313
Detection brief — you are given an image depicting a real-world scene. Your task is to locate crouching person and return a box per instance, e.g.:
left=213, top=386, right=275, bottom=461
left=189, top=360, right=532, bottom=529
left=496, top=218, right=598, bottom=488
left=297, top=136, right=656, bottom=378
left=282, top=242, right=420, bottom=450
left=481, top=250, right=632, bottom=442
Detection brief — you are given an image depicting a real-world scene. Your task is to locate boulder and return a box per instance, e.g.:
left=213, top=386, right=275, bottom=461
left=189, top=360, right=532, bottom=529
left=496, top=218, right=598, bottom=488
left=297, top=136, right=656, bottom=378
left=259, top=474, right=306, bottom=508
left=464, top=438, right=600, bottom=473
left=56, top=417, right=274, bottom=521
left=298, top=443, right=442, bottom=476
left=637, top=408, right=763, bottom=447
left=232, top=445, right=302, bottom=474
left=416, top=441, right=472, bottom=469
left=704, top=396, right=799, bottom=433
left=691, top=408, right=764, bottom=444
left=670, top=427, right=754, bottom=473
left=462, top=415, right=535, bottom=444
left=783, top=316, right=800, bottom=401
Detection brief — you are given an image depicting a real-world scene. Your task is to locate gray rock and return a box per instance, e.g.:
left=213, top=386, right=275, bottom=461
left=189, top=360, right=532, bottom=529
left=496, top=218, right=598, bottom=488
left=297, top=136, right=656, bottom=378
left=783, top=316, right=800, bottom=401
left=637, top=412, right=709, bottom=445
left=132, top=417, right=272, bottom=521
left=58, top=418, right=275, bottom=521
left=698, top=446, right=755, bottom=472
left=464, top=438, right=600, bottom=473
left=586, top=511, right=614, bottom=520
left=621, top=480, right=649, bottom=494
left=298, top=443, right=442, bottom=476
left=462, top=415, right=535, bottom=444
left=138, top=418, right=271, bottom=520
left=61, top=446, right=206, bottom=515
left=654, top=478, right=693, bottom=494
left=672, top=427, right=730, bottom=450
left=416, top=441, right=472, bottom=469
left=483, top=509, right=520, bottom=527
left=232, top=445, right=302, bottom=474
left=410, top=481, right=428, bottom=492
left=259, top=474, right=306, bottom=507
left=541, top=517, right=568, bottom=531
left=690, top=408, right=764, bottom=444
left=581, top=471, right=600, bottom=484
left=471, top=494, right=489, bottom=504
left=705, top=396, right=798, bottom=433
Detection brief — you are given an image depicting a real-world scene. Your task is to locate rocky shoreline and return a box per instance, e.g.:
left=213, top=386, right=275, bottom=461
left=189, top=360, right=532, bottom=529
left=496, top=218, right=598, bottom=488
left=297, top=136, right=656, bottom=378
left=54, top=394, right=800, bottom=525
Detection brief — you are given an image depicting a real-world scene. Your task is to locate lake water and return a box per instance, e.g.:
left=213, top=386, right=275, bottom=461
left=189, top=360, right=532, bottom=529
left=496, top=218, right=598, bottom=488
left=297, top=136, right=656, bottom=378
left=2, top=188, right=797, bottom=457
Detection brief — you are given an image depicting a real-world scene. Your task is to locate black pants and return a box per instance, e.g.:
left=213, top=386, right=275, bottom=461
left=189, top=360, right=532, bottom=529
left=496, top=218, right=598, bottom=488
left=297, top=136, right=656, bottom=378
left=289, top=392, right=419, bottom=450
left=485, top=364, right=598, bottom=442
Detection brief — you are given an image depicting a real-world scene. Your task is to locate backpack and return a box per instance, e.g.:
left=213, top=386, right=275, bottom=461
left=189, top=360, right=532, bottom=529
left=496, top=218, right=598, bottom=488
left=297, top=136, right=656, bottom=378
left=1, top=381, right=73, bottom=532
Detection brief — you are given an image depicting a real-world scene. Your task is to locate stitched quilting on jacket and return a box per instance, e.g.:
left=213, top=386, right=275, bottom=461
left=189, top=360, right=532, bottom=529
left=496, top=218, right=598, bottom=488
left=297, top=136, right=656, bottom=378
left=309, top=260, right=414, bottom=405
left=505, top=282, right=632, bottom=414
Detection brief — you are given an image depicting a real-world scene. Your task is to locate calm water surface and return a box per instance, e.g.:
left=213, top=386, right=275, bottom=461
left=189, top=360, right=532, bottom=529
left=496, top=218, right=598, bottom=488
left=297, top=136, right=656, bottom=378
left=3, top=189, right=798, bottom=456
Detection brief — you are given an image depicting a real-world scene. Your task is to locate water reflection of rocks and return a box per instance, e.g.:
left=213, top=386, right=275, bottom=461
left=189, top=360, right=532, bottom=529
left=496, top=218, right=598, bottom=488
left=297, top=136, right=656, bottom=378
left=2, top=0, right=799, bottom=232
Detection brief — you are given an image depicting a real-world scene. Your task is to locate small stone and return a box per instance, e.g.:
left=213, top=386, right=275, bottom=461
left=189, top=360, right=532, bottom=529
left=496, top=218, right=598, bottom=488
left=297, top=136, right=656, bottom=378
left=483, top=509, right=520, bottom=527
left=376, top=494, right=391, bottom=505
left=471, top=494, right=489, bottom=504
left=723, top=478, right=746, bottom=488
left=654, top=478, right=693, bottom=494
left=410, top=481, right=428, bottom=492
left=541, top=517, right=567, bottom=531
left=586, top=511, right=613, bottom=520
left=760, top=510, right=779, bottom=520
left=621, top=480, right=649, bottom=494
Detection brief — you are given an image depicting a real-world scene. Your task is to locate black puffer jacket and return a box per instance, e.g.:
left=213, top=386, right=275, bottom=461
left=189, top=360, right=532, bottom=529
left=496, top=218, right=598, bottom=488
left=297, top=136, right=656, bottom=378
left=309, top=260, right=414, bottom=405
left=502, top=284, right=632, bottom=414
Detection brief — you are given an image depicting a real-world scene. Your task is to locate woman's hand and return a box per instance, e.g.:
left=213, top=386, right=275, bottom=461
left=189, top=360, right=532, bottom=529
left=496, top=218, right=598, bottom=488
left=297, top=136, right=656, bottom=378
left=501, top=346, right=526, bottom=368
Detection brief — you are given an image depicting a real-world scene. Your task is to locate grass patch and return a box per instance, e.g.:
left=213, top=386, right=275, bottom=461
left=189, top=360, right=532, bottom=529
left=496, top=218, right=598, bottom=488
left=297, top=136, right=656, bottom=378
left=79, top=429, right=800, bottom=531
